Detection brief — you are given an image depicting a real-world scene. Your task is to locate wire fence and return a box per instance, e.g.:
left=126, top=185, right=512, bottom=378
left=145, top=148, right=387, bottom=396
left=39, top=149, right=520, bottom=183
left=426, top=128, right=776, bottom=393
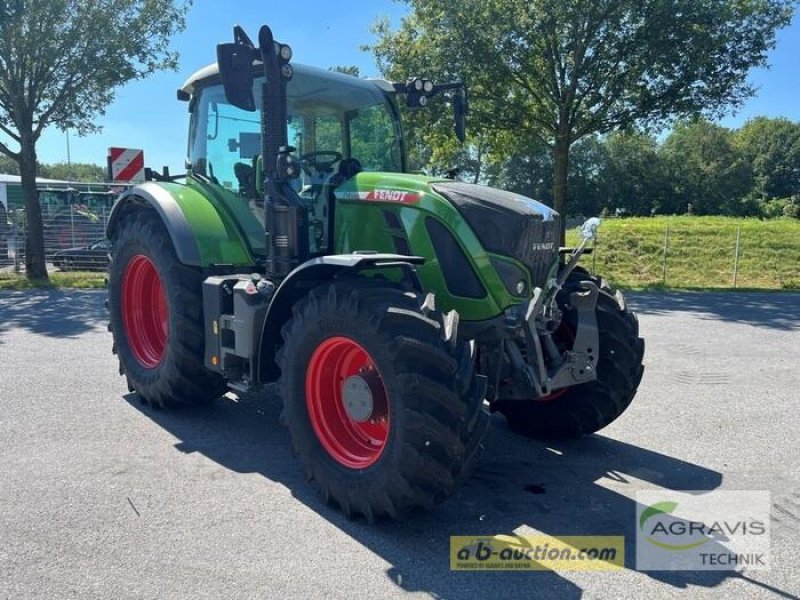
left=2, top=207, right=798, bottom=290
left=580, top=220, right=800, bottom=290
left=0, top=204, right=111, bottom=272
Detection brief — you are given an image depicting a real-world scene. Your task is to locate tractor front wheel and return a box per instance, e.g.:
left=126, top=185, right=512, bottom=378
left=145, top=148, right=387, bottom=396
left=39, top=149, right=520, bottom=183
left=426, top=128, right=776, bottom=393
left=108, top=210, right=225, bottom=407
left=277, top=281, right=488, bottom=520
left=495, top=269, right=645, bottom=439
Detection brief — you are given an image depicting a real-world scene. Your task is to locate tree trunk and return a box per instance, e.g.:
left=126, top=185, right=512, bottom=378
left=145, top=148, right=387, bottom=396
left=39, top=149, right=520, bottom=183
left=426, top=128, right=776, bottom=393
left=553, top=133, right=570, bottom=245
left=19, top=135, right=48, bottom=281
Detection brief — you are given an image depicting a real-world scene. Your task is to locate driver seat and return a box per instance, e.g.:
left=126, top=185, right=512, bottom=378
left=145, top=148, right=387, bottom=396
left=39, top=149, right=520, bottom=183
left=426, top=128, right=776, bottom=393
left=337, top=158, right=362, bottom=181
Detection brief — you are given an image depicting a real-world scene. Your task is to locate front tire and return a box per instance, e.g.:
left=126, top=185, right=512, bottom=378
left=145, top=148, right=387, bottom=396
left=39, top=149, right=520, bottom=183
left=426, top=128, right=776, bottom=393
left=108, top=210, right=225, bottom=407
left=496, top=269, right=644, bottom=439
left=277, top=280, right=488, bottom=521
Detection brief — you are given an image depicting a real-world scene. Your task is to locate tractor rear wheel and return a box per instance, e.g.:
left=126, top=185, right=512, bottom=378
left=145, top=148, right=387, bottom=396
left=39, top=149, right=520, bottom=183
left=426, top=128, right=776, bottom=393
left=277, top=280, right=488, bottom=520
left=495, top=268, right=644, bottom=439
left=108, top=210, right=225, bottom=407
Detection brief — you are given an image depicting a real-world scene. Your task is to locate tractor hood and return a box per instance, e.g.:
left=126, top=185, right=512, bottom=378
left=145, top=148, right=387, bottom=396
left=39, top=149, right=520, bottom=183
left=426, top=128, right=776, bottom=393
left=335, top=172, right=561, bottom=287
left=429, top=181, right=561, bottom=287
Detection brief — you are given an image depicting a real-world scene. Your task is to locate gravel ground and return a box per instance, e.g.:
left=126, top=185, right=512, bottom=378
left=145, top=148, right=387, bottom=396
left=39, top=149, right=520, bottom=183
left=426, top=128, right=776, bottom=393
left=0, top=289, right=798, bottom=599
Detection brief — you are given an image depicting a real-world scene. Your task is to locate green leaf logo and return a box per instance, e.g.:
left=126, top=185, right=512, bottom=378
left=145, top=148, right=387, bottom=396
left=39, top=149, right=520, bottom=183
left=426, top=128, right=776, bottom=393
left=639, top=501, right=678, bottom=530
left=640, top=500, right=709, bottom=551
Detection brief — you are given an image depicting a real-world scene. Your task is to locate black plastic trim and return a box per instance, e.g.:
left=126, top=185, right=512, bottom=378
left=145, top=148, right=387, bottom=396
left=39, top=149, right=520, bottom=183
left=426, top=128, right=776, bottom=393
left=425, top=217, right=486, bottom=299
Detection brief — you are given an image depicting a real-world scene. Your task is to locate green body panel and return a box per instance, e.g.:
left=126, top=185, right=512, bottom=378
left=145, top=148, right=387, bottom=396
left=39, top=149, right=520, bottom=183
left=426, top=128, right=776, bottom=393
left=153, top=179, right=257, bottom=266
left=334, top=172, right=527, bottom=322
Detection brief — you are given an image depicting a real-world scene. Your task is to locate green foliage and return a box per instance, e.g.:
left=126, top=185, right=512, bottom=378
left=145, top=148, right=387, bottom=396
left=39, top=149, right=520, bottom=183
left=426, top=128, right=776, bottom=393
left=0, top=153, right=18, bottom=174
left=762, top=196, right=800, bottom=219
left=0, top=0, right=190, bottom=280
left=0, top=0, right=190, bottom=144
left=0, top=271, right=106, bottom=290
left=487, top=116, right=800, bottom=219
left=661, top=119, right=754, bottom=216
left=370, top=0, right=794, bottom=224
left=38, top=162, right=106, bottom=182
left=601, top=131, right=671, bottom=216
left=330, top=65, right=361, bottom=77
left=736, top=117, right=800, bottom=199
left=0, top=155, right=105, bottom=182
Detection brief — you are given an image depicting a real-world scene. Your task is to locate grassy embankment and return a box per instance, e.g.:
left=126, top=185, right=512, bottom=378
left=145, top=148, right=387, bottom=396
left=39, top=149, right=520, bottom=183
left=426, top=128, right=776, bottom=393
left=566, top=216, right=800, bottom=290
left=1, top=216, right=798, bottom=290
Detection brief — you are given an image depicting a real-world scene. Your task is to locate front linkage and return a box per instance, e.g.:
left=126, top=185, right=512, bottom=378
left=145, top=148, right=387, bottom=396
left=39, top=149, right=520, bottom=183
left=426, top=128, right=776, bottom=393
left=490, top=218, right=603, bottom=401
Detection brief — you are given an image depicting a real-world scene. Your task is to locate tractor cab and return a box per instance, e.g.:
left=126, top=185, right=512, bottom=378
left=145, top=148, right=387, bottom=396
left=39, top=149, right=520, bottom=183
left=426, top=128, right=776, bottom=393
left=182, top=64, right=404, bottom=256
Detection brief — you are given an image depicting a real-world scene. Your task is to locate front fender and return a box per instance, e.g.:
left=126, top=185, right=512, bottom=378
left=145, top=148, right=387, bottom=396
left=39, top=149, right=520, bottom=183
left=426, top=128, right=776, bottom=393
left=107, top=181, right=255, bottom=267
left=257, top=253, right=424, bottom=382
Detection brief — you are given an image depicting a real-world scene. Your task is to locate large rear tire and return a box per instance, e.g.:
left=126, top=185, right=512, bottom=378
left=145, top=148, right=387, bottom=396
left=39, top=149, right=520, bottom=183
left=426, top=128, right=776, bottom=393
left=108, top=210, right=226, bottom=407
left=495, top=269, right=644, bottom=439
left=277, top=280, right=488, bottom=521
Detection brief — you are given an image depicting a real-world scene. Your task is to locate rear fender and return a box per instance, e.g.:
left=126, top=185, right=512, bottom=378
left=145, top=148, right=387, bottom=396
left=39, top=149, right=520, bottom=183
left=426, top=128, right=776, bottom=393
left=106, top=181, right=254, bottom=267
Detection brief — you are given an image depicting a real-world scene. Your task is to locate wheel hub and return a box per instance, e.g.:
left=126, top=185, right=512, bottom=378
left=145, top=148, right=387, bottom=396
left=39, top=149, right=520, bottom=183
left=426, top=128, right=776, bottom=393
left=342, top=372, right=387, bottom=423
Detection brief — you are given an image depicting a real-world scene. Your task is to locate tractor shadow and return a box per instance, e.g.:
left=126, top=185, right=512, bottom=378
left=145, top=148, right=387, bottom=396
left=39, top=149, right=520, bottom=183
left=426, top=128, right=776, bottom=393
left=0, top=288, right=106, bottom=343
left=123, top=388, right=789, bottom=600
left=628, top=291, right=800, bottom=331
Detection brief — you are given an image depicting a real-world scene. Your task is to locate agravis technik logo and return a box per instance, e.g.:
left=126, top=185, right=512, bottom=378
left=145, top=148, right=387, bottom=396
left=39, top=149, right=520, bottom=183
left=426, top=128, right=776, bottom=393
left=636, top=491, right=770, bottom=571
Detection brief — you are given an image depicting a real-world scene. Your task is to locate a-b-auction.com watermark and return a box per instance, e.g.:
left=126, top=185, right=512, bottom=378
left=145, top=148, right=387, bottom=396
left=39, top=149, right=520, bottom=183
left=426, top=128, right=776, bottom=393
left=636, top=490, right=770, bottom=571
left=450, top=535, right=624, bottom=571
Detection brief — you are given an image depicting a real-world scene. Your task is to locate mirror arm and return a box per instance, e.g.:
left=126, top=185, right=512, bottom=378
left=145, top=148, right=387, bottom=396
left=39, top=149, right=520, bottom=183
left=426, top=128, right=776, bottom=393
left=233, top=24, right=255, bottom=47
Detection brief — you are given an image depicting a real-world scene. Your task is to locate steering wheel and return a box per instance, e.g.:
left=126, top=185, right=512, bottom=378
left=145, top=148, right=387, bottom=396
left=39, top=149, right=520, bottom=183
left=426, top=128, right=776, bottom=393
left=299, top=151, right=343, bottom=176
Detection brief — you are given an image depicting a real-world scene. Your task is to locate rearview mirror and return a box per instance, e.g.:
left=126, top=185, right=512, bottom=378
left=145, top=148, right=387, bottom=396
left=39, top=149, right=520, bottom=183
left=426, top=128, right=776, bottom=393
left=216, top=43, right=256, bottom=112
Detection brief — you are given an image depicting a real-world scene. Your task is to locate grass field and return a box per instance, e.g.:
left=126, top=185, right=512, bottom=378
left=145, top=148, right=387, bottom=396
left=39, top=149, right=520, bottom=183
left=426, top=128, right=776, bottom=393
left=1, top=216, right=798, bottom=291
left=0, top=271, right=106, bottom=290
left=566, top=216, right=800, bottom=290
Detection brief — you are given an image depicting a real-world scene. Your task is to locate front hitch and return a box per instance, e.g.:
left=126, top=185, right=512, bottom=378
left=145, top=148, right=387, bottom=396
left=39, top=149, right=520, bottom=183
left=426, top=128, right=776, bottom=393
left=519, top=217, right=602, bottom=397
left=522, top=281, right=600, bottom=395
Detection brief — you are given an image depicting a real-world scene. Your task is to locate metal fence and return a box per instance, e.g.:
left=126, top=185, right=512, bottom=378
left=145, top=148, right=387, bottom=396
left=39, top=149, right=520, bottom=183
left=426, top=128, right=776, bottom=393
left=0, top=204, right=110, bottom=272
left=583, top=222, right=800, bottom=290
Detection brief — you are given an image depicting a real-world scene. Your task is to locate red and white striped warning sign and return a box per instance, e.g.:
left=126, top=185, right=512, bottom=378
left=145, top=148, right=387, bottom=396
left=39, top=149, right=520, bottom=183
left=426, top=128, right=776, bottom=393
left=108, top=147, right=145, bottom=183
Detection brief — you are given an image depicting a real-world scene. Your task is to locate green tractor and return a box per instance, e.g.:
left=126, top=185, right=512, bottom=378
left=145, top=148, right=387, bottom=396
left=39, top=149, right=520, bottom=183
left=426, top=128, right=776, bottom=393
left=107, top=25, right=644, bottom=520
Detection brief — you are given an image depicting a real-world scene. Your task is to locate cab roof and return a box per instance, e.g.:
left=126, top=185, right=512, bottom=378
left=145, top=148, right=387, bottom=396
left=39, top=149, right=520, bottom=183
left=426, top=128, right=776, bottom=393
left=179, top=62, right=395, bottom=97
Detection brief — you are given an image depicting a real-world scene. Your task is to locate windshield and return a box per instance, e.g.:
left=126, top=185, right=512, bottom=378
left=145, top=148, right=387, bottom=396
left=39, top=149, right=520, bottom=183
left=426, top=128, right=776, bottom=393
left=188, top=69, right=404, bottom=191
left=186, top=68, right=404, bottom=257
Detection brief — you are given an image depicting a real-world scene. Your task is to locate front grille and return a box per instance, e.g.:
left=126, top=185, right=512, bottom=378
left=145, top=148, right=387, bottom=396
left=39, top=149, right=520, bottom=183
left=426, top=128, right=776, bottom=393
left=431, top=182, right=560, bottom=287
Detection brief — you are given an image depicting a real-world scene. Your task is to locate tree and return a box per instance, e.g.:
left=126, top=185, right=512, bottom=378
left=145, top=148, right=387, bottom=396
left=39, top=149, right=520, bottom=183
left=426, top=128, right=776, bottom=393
left=0, top=0, right=189, bottom=280
left=371, top=0, right=794, bottom=240
left=330, top=65, right=361, bottom=77
left=661, top=119, right=753, bottom=215
left=601, top=131, right=673, bottom=215
left=39, top=161, right=106, bottom=182
left=736, top=117, right=800, bottom=200
left=0, top=152, right=18, bottom=174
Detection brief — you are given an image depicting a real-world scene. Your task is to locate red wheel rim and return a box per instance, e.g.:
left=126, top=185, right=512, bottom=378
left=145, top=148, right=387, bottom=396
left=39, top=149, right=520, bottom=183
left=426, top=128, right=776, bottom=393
left=121, top=255, right=168, bottom=369
left=305, top=337, right=389, bottom=469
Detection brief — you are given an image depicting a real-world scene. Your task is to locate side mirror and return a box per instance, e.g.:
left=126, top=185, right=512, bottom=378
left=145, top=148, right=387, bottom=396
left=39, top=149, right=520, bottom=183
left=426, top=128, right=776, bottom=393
left=580, top=217, right=602, bottom=241
left=454, top=92, right=467, bottom=143
left=216, top=43, right=256, bottom=111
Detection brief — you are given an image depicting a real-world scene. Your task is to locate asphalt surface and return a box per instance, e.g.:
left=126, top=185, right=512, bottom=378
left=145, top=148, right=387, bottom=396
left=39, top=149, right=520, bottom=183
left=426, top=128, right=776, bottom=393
left=0, top=290, right=798, bottom=599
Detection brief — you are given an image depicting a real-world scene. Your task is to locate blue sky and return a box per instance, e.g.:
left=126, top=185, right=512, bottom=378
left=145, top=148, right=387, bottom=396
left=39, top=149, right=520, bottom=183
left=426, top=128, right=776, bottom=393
left=28, top=1, right=800, bottom=175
